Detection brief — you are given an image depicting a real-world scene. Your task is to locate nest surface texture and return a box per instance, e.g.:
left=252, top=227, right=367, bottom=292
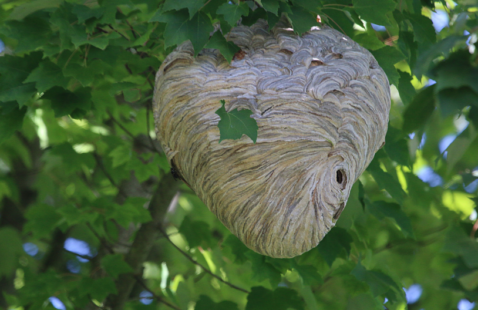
left=153, top=18, right=391, bottom=258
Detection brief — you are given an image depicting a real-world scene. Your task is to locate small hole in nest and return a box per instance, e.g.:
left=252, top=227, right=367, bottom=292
left=336, top=170, right=347, bottom=189
left=332, top=53, right=343, bottom=59
left=279, top=49, right=293, bottom=55
left=310, top=59, right=324, bottom=67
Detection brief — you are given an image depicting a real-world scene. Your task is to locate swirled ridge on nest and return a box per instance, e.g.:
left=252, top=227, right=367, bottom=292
left=153, top=17, right=390, bottom=258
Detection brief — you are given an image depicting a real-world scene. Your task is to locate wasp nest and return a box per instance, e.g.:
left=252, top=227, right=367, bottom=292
left=153, top=17, right=390, bottom=258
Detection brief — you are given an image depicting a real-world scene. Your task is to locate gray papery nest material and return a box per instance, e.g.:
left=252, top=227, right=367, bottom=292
left=153, top=17, right=390, bottom=258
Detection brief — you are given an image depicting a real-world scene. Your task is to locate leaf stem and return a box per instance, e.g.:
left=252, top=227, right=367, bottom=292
left=107, top=111, right=157, bottom=153
left=157, top=225, right=250, bottom=294
left=320, top=12, right=347, bottom=36
left=133, top=275, right=181, bottom=310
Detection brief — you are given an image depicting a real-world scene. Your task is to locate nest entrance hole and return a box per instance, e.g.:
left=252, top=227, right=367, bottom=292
left=336, top=169, right=347, bottom=189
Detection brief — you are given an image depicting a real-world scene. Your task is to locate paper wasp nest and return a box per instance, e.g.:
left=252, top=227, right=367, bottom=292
left=153, top=17, right=390, bottom=258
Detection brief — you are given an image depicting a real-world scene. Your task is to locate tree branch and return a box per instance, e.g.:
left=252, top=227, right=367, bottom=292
left=105, top=172, right=181, bottom=309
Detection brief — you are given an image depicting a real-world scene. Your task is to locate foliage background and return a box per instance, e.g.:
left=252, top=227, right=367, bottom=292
left=0, top=0, right=478, bottom=309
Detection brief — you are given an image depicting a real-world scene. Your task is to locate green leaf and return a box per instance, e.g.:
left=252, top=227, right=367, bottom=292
left=223, top=234, right=251, bottom=264
left=7, top=0, right=62, bottom=21
left=126, top=156, right=158, bottom=182
left=162, top=0, right=207, bottom=18
left=431, top=50, right=478, bottom=94
left=397, top=70, right=416, bottom=105
left=216, top=2, right=250, bottom=27
left=42, top=86, right=92, bottom=117
left=322, top=9, right=355, bottom=38
left=0, top=15, right=52, bottom=53
left=245, top=252, right=282, bottom=287
left=293, top=0, right=321, bottom=12
left=353, top=33, right=386, bottom=50
left=288, top=6, right=318, bottom=35
left=215, top=100, right=258, bottom=143
left=370, top=46, right=406, bottom=86
left=24, top=60, right=69, bottom=93
left=0, top=52, right=42, bottom=105
left=404, top=12, right=436, bottom=46
left=101, top=254, right=134, bottom=278
left=154, top=9, right=213, bottom=55
left=353, top=0, right=395, bottom=26
left=445, top=124, right=478, bottom=174
left=57, top=204, right=98, bottom=226
left=195, top=295, right=239, bottom=310
left=109, top=144, right=132, bottom=167
left=351, top=261, right=404, bottom=303
left=83, top=277, right=118, bottom=301
left=246, top=286, right=305, bottom=310
left=443, top=226, right=478, bottom=268
left=63, top=60, right=106, bottom=87
left=179, top=216, right=213, bottom=248
left=384, top=126, right=410, bottom=167
left=0, top=105, right=27, bottom=145
left=346, top=294, right=383, bottom=310
left=366, top=158, right=406, bottom=205
left=384, top=138, right=410, bottom=167
left=71, top=4, right=106, bottom=24
left=0, top=227, right=23, bottom=277
left=48, top=143, right=95, bottom=173
left=367, top=201, right=414, bottom=238
left=402, top=85, right=436, bottom=133
left=109, top=197, right=152, bottom=228
left=396, top=31, right=417, bottom=68
left=437, top=88, right=478, bottom=118
left=205, top=31, right=241, bottom=63
left=261, top=0, right=280, bottom=15
left=24, top=204, right=62, bottom=239
left=316, top=227, right=353, bottom=266
left=241, top=7, right=267, bottom=26
left=292, top=262, right=323, bottom=285
left=414, top=35, right=467, bottom=78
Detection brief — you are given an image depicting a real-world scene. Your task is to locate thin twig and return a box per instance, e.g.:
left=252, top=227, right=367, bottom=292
left=323, top=3, right=352, bottom=7
left=62, top=49, right=78, bottom=70
left=117, top=7, right=140, bottom=39
left=107, top=112, right=136, bottom=141
left=107, top=111, right=158, bottom=153
left=157, top=225, right=250, bottom=294
left=198, top=0, right=212, bottom=12
left=84, top=44, right=90, bottom=66
left=93, top=153, right=128, bottom=199
left=124, top=64, right=133, bottom=75
left=321, top=7, right=347, bottom=13
left=63, top=248, right=94, bottom=261
left=320, top=12, right=347, bottom=36
left=133, top=275, right=181, bottom=310
left=86, top=222, right=115, bottom=254
left=108, top=24, right=130, bottom=41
